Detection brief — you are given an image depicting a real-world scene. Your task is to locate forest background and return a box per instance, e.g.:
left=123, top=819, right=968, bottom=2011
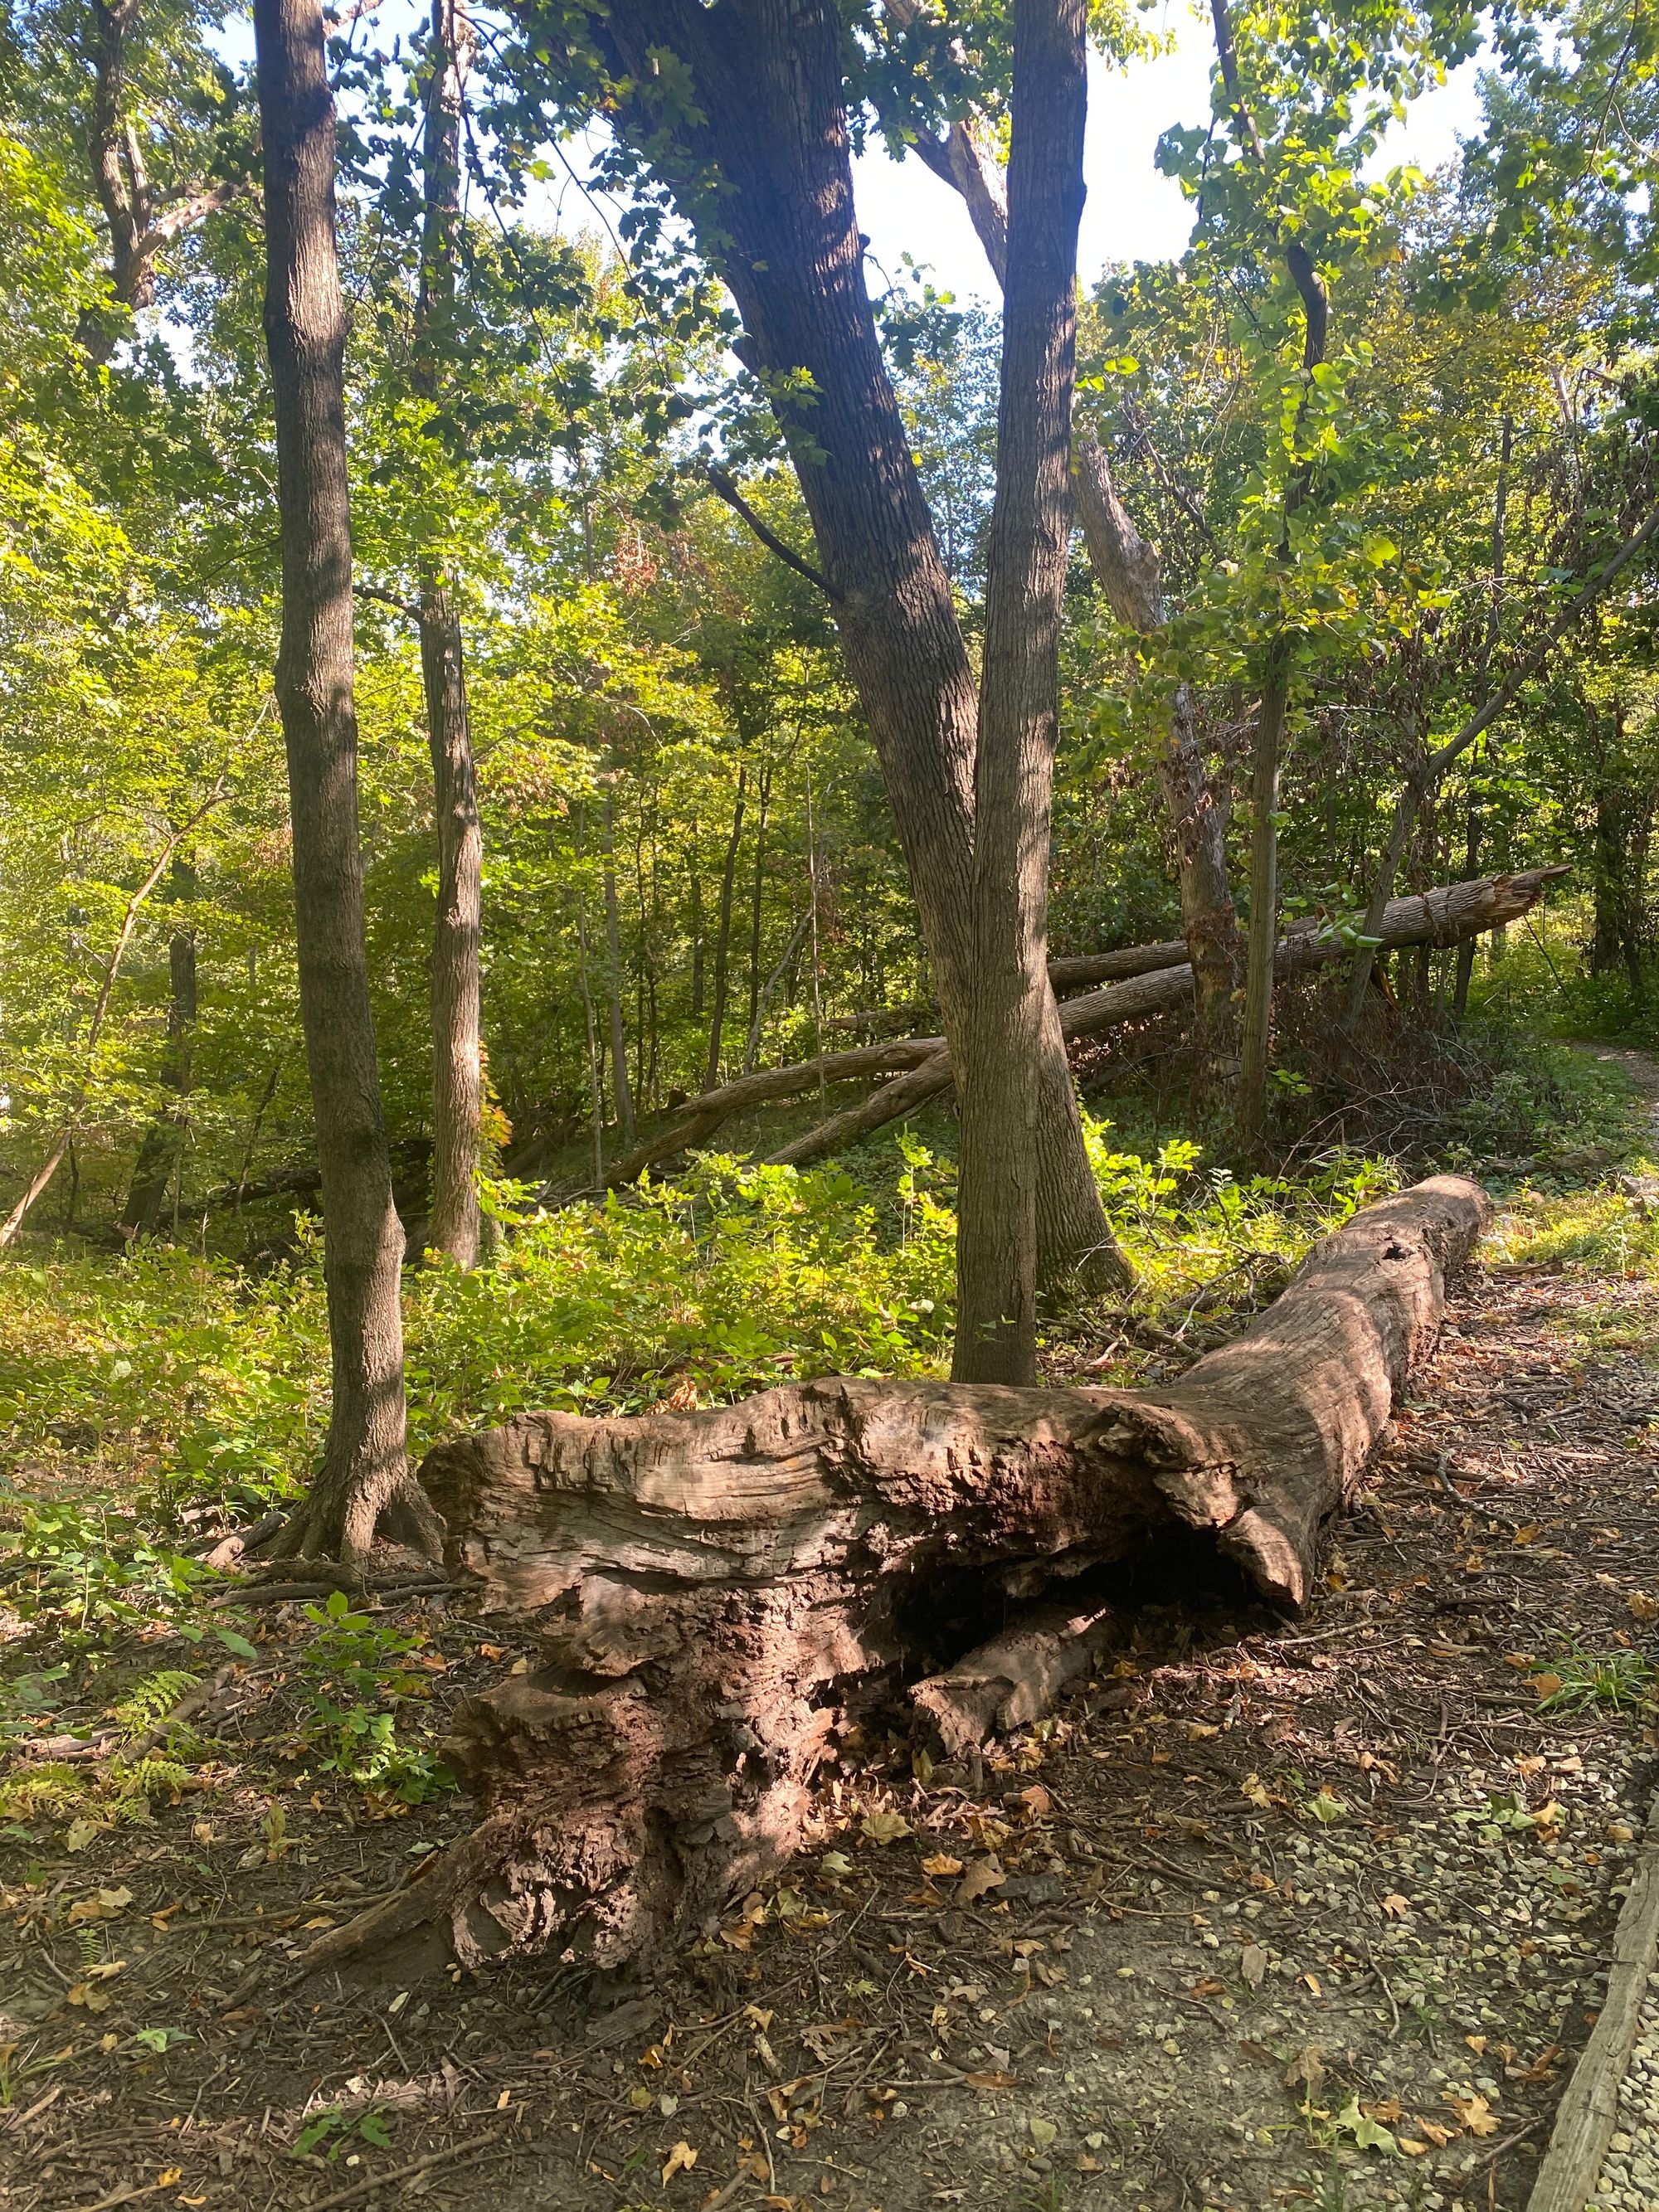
left=0, top=0, right=1655, bottom=1525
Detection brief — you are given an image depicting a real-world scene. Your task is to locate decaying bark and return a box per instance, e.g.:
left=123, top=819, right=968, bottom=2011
left=304, top=1174, right=1486, bottom=1979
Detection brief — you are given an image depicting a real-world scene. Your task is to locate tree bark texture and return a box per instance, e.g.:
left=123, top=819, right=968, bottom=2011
left=589, top=0, right=1125, bottom=1303
left=252, top=0, right=438, bottom=1563
left=304, top=1175, right=1486, bottom=1979
left=951, top=0, right=1089, bottom=1383
left=415, top=0, right=484, bottom=1269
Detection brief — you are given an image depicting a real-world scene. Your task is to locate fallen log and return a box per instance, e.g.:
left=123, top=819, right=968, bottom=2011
left=766, top=865, right=1569, bottom=1171
left=580, top=943, right=1194, bottom=1194
left=303, top=1174, right=1486, bottom=1980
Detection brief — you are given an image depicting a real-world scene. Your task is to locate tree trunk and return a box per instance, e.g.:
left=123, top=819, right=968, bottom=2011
left=951, top=0, right=1089, bottom=1383
left=601, top=787, right=635, bottom=1149
left=745, top=760, right=771, bottom=1042
left=120, top=854, right=198, bottom=1238
left=885, top=52, right=1242, bottom=1082
left=1235, top=654, right=1289, bottom=1154
left=303, top=1174, right=1487, bottom=1980
left=703, top=763, right=746, bottom=1091
left=591, top=0, right=1126, bottom=1313
left=251, top=0, right=438, bottom=1565
left=415, top=0, right=484, bottom=1269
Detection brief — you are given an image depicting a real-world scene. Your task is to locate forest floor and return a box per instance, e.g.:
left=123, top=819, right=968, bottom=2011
left=4, top=1061, right=1659, bottom=2212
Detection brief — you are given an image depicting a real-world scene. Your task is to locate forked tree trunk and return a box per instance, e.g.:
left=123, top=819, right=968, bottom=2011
left=590, top=0, right=1126, bottom=1310
left=303, top=1175, right=1486, bottom=1981
left=880, top=24, right=1241, bottom=1087
left=416, top=0, right=484, bottom=1270
left=252, top=0, right=439, bottom=1564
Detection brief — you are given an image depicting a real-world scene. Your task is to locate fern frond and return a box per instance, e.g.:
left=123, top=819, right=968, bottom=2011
left=0, top=1762, right=83, bottom=1820
left=109, top=1753, right=190, bottom=1801
left=112, top=1670, right=198, bottom=1739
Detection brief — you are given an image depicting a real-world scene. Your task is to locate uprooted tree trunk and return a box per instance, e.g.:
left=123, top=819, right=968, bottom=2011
left=303, top=1174, right=1486, bottom=1980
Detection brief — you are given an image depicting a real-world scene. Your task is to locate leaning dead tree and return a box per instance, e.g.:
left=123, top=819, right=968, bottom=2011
left=304, top=1173, right=1486, bottom=1978
left=577, top=865, right=1564, bottom=1193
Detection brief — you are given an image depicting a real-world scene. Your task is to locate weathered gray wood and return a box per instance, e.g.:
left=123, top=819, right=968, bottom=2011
left=1527, top=1793, right=1659, bottom=2212
left=302, top=1175, right=1487, bottom=1979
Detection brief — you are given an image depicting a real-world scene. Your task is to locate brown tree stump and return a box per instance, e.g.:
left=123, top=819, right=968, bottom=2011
left=304, top=1174, right=1487, bottom=1978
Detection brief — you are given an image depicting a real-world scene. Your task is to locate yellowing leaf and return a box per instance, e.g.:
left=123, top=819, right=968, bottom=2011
left=1240, top=1775, right=1272, bottom=1809
left=1399, top=2137, right=1428, bottom=2156
left=1337, top=2094, right=1396, bottom=2152
left=860, top=1811, right=912, bottom=1846
left=1306, top=1788, right=1346, bottom=1826
left=1418, top=2119, right=1455, bottom=2146
left=158, top=2170, right=182, bottom=2188
left=921, top=1853, right=964, bottom=1879
left=660, top=2140, right=698, bottom=2185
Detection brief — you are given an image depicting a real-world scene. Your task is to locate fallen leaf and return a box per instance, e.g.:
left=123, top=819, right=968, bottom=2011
left=860, top=1811, right=912, bottom=1846
left=1337, top=2094, right=1396, bottom=2152
left=1418, top=2119, right=1455, bottom=2146
left=1447, top=2093, right=1498, bottom=2137
left=1028, top=2117, right=1057, bottom=2150
left=955, top=1855, right=1006, bottom=1906
left=158, top=2170, right=182, bottom=2188
left=64, top=1820, right=104, bottom=1855
left=1399, top=2138, right=1428, bottom=2156
left=1380, top=1894, right=1409, bottom=1918
left=1240, top=1942, right=1268, bottom=1989
left=1239, top=1775, right=1272, bottom=1810
left=1532, top=1671, right=1564, bottom=1702
left=964, top=2071, right=1015, bottom=2092
left=68, top=1887, right=133, bottom=1926
left=819, top=1852, right=853, bottom=1878
left=921, top=1854, right=964, bottom=1879
left=1630, top=1592, right=1659, bottom=1621
left=1306, top=1788, right=1346, bottom=1826
left=661, top=2141, right=698, bottom=2185
left=1285, top=2044, right=1326, bottom=2092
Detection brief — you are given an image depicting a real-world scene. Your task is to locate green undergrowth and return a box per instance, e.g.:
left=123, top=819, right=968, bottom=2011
left=0, top=1125, right=1400, bottom=1542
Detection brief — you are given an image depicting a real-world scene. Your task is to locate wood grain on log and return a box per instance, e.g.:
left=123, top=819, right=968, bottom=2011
left=301, top=1177, right=1486, bottom=1981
